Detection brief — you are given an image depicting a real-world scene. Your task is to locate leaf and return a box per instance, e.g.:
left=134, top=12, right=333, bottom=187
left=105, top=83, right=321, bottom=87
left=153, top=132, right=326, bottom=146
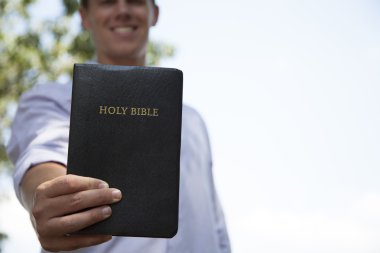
left=63, top=0, right=79, bottom=16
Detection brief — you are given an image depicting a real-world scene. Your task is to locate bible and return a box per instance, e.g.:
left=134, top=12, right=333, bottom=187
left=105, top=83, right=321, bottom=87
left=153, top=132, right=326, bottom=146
left=67, top=63, right=183, bottom=238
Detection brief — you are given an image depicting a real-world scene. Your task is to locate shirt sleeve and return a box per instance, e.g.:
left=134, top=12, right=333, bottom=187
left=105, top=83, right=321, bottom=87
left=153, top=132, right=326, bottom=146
left=213, top=191, right=231, bottom=253
left=6, top=84, right=71, bottom=204
left=197, top=111, right=231, bottom=253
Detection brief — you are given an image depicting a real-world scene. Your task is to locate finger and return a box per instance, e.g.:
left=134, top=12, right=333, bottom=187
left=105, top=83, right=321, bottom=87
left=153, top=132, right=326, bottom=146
left=40, top=234, right=112, bottom=252
left=46, top=188, right=122, bottom=217
left=41, top=174, right=109, bottom=198
left=44, top=205, right=113, bottom=236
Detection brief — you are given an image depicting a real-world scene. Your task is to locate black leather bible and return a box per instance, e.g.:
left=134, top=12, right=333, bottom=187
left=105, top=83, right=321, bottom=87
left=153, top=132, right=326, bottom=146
left=67, top=63, right=183, bottom=238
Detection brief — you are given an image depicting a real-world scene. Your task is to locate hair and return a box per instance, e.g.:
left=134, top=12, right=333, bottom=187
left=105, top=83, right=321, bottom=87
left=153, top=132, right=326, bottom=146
left=80, top=0, right=87, bottom=8
left=80, top=0, right=156, bottom=8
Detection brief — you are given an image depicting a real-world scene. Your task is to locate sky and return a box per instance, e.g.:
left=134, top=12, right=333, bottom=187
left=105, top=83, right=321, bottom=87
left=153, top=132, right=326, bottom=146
left=1, top=0, right=380, bottom=252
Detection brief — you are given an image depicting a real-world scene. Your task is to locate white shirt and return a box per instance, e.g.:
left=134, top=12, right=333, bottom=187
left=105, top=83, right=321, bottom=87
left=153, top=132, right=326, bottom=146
left=7, top=82, right=231, bottom=253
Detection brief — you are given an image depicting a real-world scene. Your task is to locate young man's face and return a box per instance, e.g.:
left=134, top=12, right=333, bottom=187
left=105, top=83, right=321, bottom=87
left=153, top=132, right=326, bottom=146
left=80, top=0, right=159, bottom=65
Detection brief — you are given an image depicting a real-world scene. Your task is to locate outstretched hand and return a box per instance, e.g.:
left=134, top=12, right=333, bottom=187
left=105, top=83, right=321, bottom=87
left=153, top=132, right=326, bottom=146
left=21, top=164, right=122, bottom=252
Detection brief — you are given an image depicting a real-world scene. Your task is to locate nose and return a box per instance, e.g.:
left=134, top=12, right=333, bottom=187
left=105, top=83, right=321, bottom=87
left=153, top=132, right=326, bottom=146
left=115, top=0, right=132, bottom=18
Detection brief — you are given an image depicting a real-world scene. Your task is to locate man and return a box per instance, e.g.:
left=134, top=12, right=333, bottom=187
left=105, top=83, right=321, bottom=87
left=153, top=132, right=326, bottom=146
left=7, top=0, right=231, bottom=252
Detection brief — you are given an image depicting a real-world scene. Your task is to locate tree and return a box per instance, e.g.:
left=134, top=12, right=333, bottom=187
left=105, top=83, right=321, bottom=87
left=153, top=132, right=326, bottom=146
left=0, top=232, right=7, bottom=252
left=0, top=0, right=175, bottom=174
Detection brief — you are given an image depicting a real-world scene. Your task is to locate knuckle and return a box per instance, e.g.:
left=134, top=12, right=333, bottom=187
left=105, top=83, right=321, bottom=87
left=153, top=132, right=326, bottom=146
left=34, top=183, right=47, bottom=199
left=86, top=176, right=93, bottom=188
left=39, top=240, right=49, bottom=251
left=59, top=216, right=76, bottom=232
left=69, top=193, right=83, bottom=209
left=99, top=190, right=111, bottom=203
left=63, top=175, right=77, bottom=190
left=35, top=222, right=49, bottom=238
left=91, top=207, right=106, bottom=221
left=90, top=189, right=110, bottom=205
left=40, top=240, right=56, bottom=253
left=32, top=205, right=44, bottom=220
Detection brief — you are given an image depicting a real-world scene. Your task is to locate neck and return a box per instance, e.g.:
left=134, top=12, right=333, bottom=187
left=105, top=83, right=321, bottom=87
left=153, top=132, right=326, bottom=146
left=97, top=54, right=146, bottom=66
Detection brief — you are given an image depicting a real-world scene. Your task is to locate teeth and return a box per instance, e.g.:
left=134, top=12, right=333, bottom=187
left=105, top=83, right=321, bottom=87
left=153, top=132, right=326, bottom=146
left=114, top=27, right=133, bottom=34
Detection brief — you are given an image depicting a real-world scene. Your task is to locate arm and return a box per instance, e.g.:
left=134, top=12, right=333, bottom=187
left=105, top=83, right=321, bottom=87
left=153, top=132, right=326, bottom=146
left=213, top=191, right=231, bottom=253
left=7, top=85, right=122, bottom=251
left=196, top=111, right=231, bottom=252
left=20, top=162, right=122, bottom=252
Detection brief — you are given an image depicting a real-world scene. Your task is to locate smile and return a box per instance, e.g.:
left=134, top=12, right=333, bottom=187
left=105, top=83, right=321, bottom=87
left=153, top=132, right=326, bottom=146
left=112, top=26, right=137, bottom=35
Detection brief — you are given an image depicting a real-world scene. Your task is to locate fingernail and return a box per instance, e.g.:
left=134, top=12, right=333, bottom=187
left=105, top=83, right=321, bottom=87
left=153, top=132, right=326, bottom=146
left=112, top=189, right=122, bottom=201
left=102, top=206, right=112, bottom=217
left=98, top=182, right=109, bottom=189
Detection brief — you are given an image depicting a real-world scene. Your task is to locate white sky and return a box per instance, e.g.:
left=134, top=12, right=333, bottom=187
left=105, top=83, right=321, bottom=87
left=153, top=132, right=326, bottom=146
left=1, top=0, right=380, bottom=252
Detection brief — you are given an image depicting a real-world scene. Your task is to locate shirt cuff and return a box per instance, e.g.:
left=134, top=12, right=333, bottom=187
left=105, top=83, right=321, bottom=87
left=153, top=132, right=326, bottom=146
left=13, top=147, right=67, bottom=204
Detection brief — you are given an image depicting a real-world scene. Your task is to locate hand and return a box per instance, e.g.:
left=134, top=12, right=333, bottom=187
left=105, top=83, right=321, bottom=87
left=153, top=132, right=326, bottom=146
left=30, top=174, right=122, bottom=252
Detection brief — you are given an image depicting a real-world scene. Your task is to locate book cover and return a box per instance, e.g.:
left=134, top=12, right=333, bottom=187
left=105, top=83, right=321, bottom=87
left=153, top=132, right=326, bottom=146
left=67, top=63, right=183, bottom=238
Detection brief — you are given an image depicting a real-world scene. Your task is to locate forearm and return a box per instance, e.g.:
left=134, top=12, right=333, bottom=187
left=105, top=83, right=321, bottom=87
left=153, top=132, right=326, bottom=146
left=20, top=162, right=66, bottom=211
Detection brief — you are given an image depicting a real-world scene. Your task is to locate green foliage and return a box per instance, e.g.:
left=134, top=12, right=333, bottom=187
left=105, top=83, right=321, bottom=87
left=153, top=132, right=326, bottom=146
left=147, top=40, right=175, bottom=66
left=63, top=0, right=79, bottom=16
left=0, top=0, right=175, bottom=174
left=0, top=231, right=8, bottom=252
left=0, top=231, right=7, bottom=253
left=0, top=232, right=7, bottom=241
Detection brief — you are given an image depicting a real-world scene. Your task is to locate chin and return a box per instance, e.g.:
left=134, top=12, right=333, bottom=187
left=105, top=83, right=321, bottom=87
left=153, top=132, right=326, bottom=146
left=109, top=51, right=143, bottom=64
